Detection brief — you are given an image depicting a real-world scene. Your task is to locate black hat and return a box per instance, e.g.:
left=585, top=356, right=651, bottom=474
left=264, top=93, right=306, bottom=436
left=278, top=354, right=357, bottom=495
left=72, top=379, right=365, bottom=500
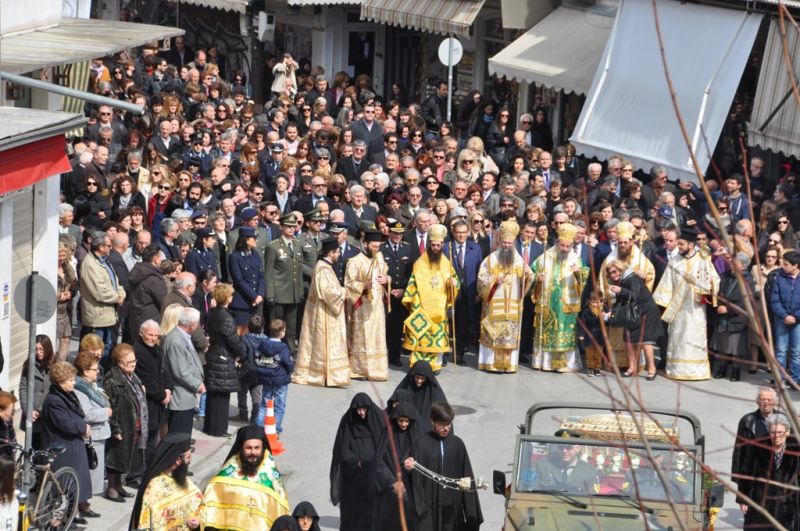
left=196, top=226, right=214, bottom=238
left=328, top=221, right=348, bottom=234
left=240, top=207, right=258, bottom=221
left=680, top=226, right=698, bottom=243
left=187, top=155, right=201, bottom=166
left=321, top=236, right=339, bottom=254
left=191, top=132, right=204, bottom=144
left=239, top=227, right=257, bottom=238
left=191, top=209, right=208, bottom=220
left=271, top=143, right=285, bottom=154
left=363, top=229, right=383, bottom=243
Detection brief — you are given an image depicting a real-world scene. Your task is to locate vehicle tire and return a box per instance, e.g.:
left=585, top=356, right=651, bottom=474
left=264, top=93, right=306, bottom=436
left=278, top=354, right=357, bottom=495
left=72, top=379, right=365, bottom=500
left=33, top=467, right=79, bottom=530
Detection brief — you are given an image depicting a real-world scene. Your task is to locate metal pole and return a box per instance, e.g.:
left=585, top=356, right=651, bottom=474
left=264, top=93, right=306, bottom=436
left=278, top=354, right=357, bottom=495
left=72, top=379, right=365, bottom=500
left=446, top=36, right=454, bottom=123
left=23, top=273, right=37, bottom=454
left=0, top=71, right=145, bottom=115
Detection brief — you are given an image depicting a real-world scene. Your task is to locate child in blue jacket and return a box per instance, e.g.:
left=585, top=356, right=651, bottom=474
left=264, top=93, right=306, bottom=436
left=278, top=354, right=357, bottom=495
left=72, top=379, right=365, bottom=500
left=242, top=316, right=294, bottom=433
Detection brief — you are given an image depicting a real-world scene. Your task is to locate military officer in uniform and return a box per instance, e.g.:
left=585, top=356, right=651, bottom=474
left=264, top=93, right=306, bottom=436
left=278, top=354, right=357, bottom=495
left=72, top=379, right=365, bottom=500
left=184, top=226, right=219, bottom=278
left=381, top=220, right=413, bottom=367
left=303, top=209, right=328, bottom=251
left=329, top=222, right=361, bottom=286
left=229, top=207, right=270, bottom=265
left=528, top=440, right=600, bottom=495
left=265, top=214, right=307, bottom=353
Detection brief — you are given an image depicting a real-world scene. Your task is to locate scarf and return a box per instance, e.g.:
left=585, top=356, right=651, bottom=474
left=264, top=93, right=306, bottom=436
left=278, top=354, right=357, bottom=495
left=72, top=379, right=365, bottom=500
left=113, top=367, right=149, bottom=450
left=48, top=383, right=85, bottom=419
left=74, top=376, right=110, bottom=408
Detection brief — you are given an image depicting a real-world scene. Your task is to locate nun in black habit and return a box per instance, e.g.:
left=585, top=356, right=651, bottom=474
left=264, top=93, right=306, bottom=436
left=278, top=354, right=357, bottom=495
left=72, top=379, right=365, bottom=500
left=374, top=401, right=424, bottom=531
left=405, top=402, right=483, bottom=531
left=394, top=361, right=448, bottom=420
left=330, top=392, right=384, bottom=531
left=270, top=514, right=300, bottom=531
left=292, top=501, right=322, bottom=531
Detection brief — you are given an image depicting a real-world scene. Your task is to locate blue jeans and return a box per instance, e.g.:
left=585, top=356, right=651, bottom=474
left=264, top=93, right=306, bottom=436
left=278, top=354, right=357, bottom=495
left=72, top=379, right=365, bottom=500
left=774, top=320, right=800, bottom=381
left=256, top=384, right=288, bottom=434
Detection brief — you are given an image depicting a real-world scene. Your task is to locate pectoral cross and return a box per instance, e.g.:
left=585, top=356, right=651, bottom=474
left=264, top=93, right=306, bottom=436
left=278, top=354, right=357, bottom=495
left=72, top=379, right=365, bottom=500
left=430, top=275, right=440, bottom=289
left=247, top=497, right=257, bottom=516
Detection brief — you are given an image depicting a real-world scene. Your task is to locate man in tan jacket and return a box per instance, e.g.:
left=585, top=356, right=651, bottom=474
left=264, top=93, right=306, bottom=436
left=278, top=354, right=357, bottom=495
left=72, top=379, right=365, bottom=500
left=80, top=230, right=125, bottom=366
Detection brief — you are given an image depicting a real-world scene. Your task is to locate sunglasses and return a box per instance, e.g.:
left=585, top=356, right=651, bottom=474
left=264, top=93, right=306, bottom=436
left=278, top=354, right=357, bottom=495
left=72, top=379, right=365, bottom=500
left=318, top=156, right=330, bottom=160
left=159, top=184, right=172, bottom=190
left=86, top=182, right=98, bottom=187
left=462, top=160, right=474, bottom=164
left=521, top=120, right=531, bottom=125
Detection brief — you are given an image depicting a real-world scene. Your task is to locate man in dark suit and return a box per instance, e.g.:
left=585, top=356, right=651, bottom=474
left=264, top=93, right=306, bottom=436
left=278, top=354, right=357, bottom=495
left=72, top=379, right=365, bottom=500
left=162, top=307, right=204, bottom=434
left=351, top=102, right=384, bottom=163
left=162, top=35, right=193, bottom=68
left=329, top=223, right=360, bottom=285
left=295, top=175, right=336, bottom=215
left=381, top=221, right=414, bottom=367
left=572, top=220, right=594, bottom=269
left=336, top=140, right=369, bottom=183
left=150, top=119, right=182, bottom=159
left=402, top=209, right=433, bottom=264
left=516, top=222, right=545, bottom=364
left=342, top=184, right=378, bottom=237
left=445, top=220, right=483, bottom=365
left=108, top=232, right=132, bottom=343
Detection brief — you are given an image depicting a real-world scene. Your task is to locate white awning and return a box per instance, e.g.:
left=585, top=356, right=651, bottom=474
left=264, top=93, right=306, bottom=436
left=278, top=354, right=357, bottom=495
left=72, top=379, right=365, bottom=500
left=289, top=0, right=361, bottom=5
left=360, top=0, right=485, bottom=38
left=570, top=0, right=761, bottom=183
left=174, top=0, right=250, bottom=13
left=748, top=20, right=800, bottom=156
left=488, top=5, right=615, bottom=95
left=0, top=18, right=184, bottom=75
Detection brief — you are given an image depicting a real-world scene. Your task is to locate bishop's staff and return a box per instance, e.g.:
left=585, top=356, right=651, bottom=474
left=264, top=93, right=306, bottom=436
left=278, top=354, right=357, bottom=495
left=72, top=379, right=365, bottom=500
left=448, top=243, right=458, bottom=366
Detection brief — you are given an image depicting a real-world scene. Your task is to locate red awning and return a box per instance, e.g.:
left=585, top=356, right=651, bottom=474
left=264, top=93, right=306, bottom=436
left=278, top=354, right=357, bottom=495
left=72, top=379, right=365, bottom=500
left=0, top=135, right=71, bottom=195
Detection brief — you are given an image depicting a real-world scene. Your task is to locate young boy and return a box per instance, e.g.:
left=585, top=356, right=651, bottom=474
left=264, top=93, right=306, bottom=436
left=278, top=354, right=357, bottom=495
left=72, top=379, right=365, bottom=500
left=243, top=316, right=294, bottom=432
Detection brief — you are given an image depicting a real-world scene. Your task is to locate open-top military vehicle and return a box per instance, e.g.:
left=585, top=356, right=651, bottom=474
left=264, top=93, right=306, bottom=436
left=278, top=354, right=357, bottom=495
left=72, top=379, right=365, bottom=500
left=492, top=402, right=725, bottom=530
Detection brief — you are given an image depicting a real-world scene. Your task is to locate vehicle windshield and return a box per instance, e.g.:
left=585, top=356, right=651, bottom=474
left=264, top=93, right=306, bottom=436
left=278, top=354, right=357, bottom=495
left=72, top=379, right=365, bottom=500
left=515, top=440, right=697, bottom=503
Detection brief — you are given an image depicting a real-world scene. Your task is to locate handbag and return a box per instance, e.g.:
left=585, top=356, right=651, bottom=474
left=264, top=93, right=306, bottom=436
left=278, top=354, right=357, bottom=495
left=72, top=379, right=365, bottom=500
left=85, top=437, right=98, bottom=470
left=609, top=295, right=642, bottom=328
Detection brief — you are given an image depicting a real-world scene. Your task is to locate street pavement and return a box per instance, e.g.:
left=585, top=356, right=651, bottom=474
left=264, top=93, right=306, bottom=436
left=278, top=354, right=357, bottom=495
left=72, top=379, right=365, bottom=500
left=72, top=352, right=794, bottom=530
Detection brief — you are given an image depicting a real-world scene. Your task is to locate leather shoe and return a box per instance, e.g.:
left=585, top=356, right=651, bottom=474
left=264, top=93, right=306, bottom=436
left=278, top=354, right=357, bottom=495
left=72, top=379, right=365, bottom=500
left=118, top=488, right=135, bottom=498
left=125, top=478, right=141, bottom=488
left=103, top=492, right=125, bottom=503
left=456, top=358, right=467, bottom=366
left=72, top=516, right=88, bottom=525
left=80, top=509, right=101, bottom=518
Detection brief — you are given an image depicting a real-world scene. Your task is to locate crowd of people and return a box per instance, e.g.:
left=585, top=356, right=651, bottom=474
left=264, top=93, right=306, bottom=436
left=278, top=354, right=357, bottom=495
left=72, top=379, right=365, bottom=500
left=0, top=28, right=782, bottom=530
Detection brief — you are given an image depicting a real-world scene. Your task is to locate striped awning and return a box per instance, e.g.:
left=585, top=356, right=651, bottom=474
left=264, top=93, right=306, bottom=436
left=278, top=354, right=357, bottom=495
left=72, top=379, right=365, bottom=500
left=0, top=18, right=183, bottom=75
left=360, top=0, right=485, bottom=37
left=174, top=0, right=250, bottom=13
left=748, top=19, right=800, bottom=156
left=58, top=61, right=92, bottom=138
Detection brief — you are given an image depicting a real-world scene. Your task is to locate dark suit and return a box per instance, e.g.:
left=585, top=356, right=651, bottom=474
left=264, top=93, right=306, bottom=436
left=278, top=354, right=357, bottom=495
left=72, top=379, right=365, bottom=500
left=334, top=241, right=361, bottom=286
left=108, top=249, right=131, bottom=342
left=295, top=195, right=335, bottom=216
left=381, top=240, right=414, bottom=365
left=445, top=240, right=483, bottom=358
left=515, top=239, right=544, bottom=361
left=343, top=204, right=378, bottom=237
left=574, top=242, right=593, bottom=269
left=351, top=119, right=384, bottom=163
left=404, top=229, right=432, bottom=264
left=336, top=155, right=368, bottom=183
left=150, top=135, right=182, bottom=159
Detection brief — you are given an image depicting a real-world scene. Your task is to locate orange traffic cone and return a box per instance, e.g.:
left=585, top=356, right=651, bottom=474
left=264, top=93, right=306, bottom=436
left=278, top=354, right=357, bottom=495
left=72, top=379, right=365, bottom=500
left=264, top=399, right=285, bottom=455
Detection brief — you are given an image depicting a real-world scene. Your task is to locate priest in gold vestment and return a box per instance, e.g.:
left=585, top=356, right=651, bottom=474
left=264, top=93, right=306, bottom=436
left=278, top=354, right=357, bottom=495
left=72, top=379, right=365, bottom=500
left=402, top=224, right=459, bottom=372
left=345, top=229, right=389, bottom=381
left=292, top=237, right=350, bottom=387
left=204, top=426, right=290, bottom=530
left=597, top=221, right=656, bottom=370
left=477, top=219, right=534, bottom=373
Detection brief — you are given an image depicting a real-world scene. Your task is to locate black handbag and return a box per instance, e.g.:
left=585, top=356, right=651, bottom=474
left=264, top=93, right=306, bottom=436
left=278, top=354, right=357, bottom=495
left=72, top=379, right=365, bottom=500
left=609, top=295, right=642, bottom=328
left=85, top=438, right=98, bottom=470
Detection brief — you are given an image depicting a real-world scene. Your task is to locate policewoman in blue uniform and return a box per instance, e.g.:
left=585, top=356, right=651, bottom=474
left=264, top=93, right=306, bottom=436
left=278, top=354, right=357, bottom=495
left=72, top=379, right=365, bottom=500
left=184, top=226, right=220, bottom=278
left=227, top=226, right=265, bottom=335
